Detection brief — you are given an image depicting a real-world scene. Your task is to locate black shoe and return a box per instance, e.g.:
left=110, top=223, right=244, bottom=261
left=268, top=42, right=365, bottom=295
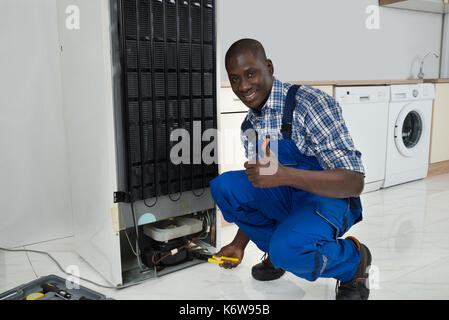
left=251, top=253, right=285, bottom=281
left=335, top=237, right=372, bottom=300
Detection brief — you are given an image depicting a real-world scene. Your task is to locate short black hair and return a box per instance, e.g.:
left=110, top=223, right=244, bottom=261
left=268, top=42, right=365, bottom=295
left=225, top=38, right=268, bottom=65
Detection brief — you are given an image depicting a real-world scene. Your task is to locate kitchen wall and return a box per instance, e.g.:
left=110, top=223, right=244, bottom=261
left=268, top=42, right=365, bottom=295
left=219, top=0, right=443, bottom=82
left=0, top=0, right=73, bottom=248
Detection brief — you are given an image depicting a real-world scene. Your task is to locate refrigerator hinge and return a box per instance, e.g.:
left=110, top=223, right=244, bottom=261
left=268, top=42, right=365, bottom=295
left=113, top=191, right=130, bottom=203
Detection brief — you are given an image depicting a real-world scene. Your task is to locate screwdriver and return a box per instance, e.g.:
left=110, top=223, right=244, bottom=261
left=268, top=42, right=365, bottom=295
left=25, top=292, right=45, bottom=300
left=189, top=250, right=240, bottom=264
left=209, top=255, right=240, bottom=264
left=41, top=283, right=72, bottom=300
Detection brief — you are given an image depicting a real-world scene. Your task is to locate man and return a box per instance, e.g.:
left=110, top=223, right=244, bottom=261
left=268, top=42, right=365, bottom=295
left=210, top=39, right=372, bottom=300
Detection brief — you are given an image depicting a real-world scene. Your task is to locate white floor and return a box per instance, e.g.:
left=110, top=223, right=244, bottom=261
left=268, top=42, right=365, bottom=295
left=2, top=173, right=449, bottom=300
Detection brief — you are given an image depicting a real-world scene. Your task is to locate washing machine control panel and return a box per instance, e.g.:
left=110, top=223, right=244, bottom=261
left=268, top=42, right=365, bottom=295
left=334, top=86, right=390, bottom=104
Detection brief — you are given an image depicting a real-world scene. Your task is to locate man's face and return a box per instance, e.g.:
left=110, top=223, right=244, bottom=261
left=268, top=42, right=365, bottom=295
left=226, top=51, right=274, bottom=112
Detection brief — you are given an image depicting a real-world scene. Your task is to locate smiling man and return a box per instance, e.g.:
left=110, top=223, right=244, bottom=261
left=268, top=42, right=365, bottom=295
left=210, top=39, right=372, bottom=300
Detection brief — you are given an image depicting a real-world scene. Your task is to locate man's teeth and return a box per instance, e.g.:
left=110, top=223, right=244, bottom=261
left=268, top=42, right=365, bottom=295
left=245, top=92, right=256, bottom=99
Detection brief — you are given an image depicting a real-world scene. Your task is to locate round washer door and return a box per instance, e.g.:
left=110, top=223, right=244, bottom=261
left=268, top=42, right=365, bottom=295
left=394, top=103, right=424, bottom=158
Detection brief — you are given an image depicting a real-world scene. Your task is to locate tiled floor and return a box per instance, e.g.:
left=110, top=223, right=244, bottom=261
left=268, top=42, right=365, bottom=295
left=1, top=174, right=449, bottom=300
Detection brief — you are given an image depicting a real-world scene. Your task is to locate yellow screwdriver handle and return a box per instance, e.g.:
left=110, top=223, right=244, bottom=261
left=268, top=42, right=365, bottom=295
left=207, top=258, right=223, bottom=264
left=26, top=292, right=45, bottom=300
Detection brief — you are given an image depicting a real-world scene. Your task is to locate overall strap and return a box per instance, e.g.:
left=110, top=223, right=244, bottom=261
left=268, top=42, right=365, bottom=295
left=241, top=115, right=253, bottom=133
left=282, top=84, right=300, bottom=140
left=241, top=115, right=259, bottom=159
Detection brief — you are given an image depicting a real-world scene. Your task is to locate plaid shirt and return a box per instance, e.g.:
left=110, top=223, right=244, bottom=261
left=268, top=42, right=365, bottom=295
left=241, top=78, right=365, bottom=176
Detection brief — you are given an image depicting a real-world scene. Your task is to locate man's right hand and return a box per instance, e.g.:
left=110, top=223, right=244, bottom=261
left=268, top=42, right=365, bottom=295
left=214, top=243, right=245, bottom=269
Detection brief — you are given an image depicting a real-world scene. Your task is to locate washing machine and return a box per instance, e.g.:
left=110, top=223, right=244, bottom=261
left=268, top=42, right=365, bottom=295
left=382, top=84, right=435, bottom=188
left=335, top=86, right=390, bottom=193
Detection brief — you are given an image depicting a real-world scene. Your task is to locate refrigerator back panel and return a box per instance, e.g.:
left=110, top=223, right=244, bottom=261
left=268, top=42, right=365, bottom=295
left=117, top=0, right=218, bottom=202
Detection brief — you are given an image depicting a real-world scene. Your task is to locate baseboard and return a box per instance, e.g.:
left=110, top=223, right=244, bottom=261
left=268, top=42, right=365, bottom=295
left=428, top=160, right=449, bottom=177
left=361, top=180, right=383, bottom=194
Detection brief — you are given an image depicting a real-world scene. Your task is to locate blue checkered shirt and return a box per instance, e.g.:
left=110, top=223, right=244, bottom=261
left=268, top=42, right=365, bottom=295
left=241, top=78, right=365, bottom=176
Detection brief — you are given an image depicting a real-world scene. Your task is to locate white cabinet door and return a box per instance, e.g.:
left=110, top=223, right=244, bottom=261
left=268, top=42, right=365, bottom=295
left=219, top=87, right=247, bottom=113
left=218, top=113, right=248, bottom=173
left=430, top=83, right=449, bottom=163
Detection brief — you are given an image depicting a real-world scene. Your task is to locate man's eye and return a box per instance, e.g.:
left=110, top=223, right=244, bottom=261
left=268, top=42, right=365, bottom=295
left=231, top=77, right=238, bottom=83
left=248, top=72, right=255, bottom=78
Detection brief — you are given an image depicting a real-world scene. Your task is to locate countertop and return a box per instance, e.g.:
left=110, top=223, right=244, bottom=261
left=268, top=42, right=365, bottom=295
left=221, top=79, right=449, bottom=87
left=423, top=79, right=449, bottom=83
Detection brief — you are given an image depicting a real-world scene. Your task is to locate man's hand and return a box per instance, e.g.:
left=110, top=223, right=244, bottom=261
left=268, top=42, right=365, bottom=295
left=244, top=139, right=364, bottom=198
left=214, top=243, right=245, bottom=269
left=244, top=138, right=287, bottom=188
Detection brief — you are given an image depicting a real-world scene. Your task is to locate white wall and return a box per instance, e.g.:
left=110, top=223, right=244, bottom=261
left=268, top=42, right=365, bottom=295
left=0, top=0, right=73, bottom=248
left=219, top=0, right=443, bottom=82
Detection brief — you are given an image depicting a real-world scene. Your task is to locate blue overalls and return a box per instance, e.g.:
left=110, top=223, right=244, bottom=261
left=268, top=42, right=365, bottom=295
left=210, top=85, right=363, bottom=282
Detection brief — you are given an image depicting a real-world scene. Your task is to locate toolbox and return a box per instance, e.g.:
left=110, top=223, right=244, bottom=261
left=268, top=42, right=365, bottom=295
left=0, top=275, right=112, bottom=300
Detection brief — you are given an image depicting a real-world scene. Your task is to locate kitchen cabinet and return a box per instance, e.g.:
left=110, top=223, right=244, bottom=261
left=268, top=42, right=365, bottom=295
left=218, top=112, right=248, bottom=173
left=218, top=87, right=247, bottom=174
left=429, top=83, right=449, bottom=163
left=311, top=85, right=334, bottom=97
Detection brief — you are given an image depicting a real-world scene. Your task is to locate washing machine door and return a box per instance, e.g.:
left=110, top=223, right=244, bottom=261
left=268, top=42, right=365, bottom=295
left=394, top=103, right=424, bottom=158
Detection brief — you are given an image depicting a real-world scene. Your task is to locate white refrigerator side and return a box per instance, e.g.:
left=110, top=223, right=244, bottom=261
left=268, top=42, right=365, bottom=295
left=214, top=0, right=222, bottom=251
left=56, top=0, right=122, bottom=286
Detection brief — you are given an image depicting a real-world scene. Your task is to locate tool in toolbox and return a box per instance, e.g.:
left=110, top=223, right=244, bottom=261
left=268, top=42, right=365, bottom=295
left=41, top=283, right=72, bottom=300
left=189, top=249, right=240, bottom=264
left=0, top=275, right=110, bottom=300
left=26, top=292, right=45, bottom=300
left=25, top=292, right=58, bottom=301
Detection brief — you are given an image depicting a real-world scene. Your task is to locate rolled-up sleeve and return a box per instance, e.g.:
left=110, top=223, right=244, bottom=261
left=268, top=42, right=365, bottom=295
left=304, top=96, right=365, bottom=177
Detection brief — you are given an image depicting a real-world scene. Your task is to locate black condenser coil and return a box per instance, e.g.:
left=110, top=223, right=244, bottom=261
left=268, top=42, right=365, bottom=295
left=118, top=0, right=217, bottom=202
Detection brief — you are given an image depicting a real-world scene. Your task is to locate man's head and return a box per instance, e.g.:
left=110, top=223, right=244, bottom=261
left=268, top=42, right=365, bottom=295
left=225, top=39, right=274, bottom=112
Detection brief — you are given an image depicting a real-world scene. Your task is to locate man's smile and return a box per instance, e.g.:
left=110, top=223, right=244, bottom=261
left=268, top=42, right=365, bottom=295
left=241, top=91, right=257, bottom=102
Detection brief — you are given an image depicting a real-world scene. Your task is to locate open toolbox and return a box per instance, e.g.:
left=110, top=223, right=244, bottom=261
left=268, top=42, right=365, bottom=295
left=0, top=275, right=112, bottom=300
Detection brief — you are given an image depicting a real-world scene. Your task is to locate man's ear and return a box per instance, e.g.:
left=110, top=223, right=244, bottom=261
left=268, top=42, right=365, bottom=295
left=266, top=59, right=274, bottom=75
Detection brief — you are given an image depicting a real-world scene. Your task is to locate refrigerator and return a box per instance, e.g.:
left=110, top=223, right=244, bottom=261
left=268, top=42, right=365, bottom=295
left=57, top=0, right=220, bottom=287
